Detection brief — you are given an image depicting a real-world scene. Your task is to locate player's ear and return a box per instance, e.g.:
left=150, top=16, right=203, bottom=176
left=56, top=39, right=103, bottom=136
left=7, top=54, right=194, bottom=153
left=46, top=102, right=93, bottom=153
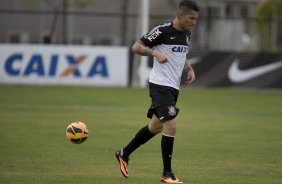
left=177, top=9, right=183, bottom=19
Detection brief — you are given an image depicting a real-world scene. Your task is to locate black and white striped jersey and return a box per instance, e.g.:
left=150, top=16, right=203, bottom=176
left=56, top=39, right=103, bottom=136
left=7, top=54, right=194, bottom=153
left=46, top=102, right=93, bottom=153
left=140, top=22, right=191, bottom=89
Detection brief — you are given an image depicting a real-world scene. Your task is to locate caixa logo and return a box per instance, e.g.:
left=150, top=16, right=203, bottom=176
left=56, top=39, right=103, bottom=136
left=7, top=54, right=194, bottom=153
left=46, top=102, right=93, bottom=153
left=4, top=53, right=109, bottom=77
left=172, top=46, right=188, bottom=53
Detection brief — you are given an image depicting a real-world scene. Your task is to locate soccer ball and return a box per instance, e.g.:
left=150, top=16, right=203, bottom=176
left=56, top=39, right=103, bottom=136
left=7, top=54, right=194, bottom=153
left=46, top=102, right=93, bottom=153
left=66, top=121, right=89, bottom=144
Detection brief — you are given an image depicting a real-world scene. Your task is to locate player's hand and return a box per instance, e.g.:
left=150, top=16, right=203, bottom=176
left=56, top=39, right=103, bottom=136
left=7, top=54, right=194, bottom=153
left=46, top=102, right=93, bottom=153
left=186, top=67, right=196, bottom=85
left=152, top=50, right=168, bottom=64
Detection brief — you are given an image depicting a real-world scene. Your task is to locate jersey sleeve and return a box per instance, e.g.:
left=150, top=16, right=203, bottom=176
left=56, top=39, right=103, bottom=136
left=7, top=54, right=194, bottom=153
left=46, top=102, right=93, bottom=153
left=140, top=25, right=164, bottom=48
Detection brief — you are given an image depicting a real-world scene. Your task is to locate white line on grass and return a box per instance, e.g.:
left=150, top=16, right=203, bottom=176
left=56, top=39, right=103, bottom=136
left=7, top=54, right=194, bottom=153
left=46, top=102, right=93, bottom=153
left=6, top=103, right=143, bottom=112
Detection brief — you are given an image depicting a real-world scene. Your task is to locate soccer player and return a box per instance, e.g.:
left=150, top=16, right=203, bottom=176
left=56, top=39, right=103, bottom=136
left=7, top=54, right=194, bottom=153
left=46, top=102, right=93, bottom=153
left=115, top=0, right=199, bottom=183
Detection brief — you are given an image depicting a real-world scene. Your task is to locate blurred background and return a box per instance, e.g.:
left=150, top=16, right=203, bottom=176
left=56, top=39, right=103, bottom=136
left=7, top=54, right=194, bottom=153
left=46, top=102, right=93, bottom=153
left=0, top=0, right=281, bottom=88
left=1, top=2, right=282, bottom=183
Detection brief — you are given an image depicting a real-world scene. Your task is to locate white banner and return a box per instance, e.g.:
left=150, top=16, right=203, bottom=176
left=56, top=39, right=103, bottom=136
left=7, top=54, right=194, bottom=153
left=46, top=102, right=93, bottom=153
left=0, top=44, right=128, bottom=86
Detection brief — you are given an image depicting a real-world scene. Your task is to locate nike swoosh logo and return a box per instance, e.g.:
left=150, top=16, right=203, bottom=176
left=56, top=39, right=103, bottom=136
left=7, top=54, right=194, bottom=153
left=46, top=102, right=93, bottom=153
left=228, top=59, right=282, bottom=83
left=170, top=37, right=176, bottom=39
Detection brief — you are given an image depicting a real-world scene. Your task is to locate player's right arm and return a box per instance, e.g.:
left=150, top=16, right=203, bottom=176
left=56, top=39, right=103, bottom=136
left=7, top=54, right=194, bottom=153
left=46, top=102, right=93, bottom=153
left=132, top=40, right=168, bottom=64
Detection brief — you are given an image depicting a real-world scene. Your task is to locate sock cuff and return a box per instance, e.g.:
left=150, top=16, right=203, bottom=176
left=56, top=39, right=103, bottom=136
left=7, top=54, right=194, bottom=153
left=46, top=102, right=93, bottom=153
left=162, top=133, right=175, bottom=138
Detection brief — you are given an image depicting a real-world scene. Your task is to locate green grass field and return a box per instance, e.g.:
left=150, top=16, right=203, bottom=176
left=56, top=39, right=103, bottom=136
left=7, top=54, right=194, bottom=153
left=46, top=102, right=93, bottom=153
left=0, top=85, right=282, bottom=184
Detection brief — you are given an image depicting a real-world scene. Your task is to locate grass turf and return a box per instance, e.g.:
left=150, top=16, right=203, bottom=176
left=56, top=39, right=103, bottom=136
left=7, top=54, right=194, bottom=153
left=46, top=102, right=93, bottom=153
left=0, top=85, right=281, bottom=184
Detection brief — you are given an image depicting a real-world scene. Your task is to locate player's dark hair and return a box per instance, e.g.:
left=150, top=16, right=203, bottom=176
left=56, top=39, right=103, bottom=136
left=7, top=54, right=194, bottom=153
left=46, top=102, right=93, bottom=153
left=179, top=0, right=200, bottom=12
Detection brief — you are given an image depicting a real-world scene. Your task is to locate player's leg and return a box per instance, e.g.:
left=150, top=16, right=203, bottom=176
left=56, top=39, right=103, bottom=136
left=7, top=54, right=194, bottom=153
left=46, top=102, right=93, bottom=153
left=115, top=114, right=161, bottom=178
left=163, top=118, right=177, bottom=136
left=159, top=110, right=183, bottom=184
left=161, top=118, right=176, bottom=175
left=121, top=113, right=162, bottom=158
left=148, top=114, right=163, bottom=134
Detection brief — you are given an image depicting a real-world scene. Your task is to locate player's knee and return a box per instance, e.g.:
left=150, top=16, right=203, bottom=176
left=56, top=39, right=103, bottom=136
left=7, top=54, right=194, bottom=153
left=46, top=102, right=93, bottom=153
left=163, top=121, right=177, bottom=135
left=149, top=122, right=163, bottom=134
left=152, top=126, right=163, bottom=134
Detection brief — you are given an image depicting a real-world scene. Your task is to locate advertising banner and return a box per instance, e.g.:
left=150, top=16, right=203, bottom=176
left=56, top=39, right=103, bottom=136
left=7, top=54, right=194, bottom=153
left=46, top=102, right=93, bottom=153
left=0, top=44, right=128, bottom=86
left=184, top=52, right=282, bottom=88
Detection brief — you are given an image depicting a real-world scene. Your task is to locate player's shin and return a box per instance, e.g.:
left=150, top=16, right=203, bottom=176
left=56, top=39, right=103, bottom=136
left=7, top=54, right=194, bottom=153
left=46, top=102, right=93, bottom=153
left=161, top=133, right=174, bottom=174
left=122, top=125, right=155, bottom=157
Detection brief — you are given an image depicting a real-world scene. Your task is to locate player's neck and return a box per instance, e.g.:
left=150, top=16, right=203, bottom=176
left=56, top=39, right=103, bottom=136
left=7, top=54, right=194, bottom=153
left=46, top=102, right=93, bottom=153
left=172, top=18, right=184, bottom=32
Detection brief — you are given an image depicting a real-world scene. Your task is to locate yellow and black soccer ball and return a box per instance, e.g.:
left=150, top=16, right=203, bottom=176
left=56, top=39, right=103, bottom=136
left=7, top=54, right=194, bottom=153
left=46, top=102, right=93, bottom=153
left=66, top=121, right=89, bottom=144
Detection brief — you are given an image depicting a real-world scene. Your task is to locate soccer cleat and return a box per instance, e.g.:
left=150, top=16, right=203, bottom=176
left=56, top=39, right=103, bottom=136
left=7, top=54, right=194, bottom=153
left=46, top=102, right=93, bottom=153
left=115, top=150, right=129, bottom=178
left=161, top=172, right=183, bottom=184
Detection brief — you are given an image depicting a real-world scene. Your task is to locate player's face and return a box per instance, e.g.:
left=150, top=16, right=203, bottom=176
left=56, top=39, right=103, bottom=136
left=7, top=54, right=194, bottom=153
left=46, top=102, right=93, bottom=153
left=179, top=10, right=199, bottom=31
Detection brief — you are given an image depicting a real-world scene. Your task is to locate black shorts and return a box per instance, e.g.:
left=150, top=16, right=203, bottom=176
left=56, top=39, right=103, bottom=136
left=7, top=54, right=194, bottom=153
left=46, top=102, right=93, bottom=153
left=147, top=82, right=180, bottom=122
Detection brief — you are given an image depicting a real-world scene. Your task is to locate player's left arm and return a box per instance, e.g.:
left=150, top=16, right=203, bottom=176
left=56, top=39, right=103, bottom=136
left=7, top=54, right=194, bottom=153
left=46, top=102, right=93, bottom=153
left=184, top=60, right=195, bottom=85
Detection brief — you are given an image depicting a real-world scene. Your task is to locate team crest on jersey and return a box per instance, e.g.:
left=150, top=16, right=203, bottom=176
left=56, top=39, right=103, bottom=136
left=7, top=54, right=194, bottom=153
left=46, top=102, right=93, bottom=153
left=168, top=106, right=176, bottom=116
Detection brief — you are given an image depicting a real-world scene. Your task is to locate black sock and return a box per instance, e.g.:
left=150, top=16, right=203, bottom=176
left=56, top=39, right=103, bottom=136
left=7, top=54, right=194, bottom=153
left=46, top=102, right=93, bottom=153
left=122, top=125, right=155, bottom=158
left=161, top=134, right=174, bottom=174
